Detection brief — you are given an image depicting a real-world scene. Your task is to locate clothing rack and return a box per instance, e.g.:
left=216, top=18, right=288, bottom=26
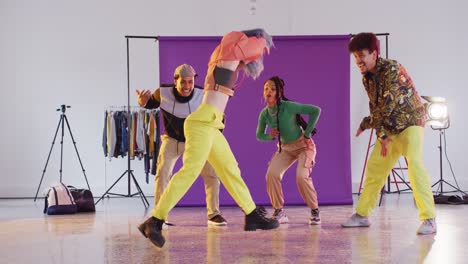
left=102, top=106, right=160, bottom=163
left=105, top=105, right=142, bottom=111
left=95, top=35, right=159, bottom=208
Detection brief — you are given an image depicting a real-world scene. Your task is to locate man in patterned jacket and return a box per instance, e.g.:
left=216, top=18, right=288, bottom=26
left=136, top=64, right=227, bottom=226
left=341, top=33, right=436, bottom=235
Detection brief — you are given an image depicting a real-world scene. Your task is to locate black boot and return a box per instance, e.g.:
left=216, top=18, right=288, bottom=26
left=138, top=216, right=165, bottom=248
left=244, top=206, right=279, bottom=231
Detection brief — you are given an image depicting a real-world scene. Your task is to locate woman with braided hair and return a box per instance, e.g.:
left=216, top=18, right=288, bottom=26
left=256, top=76, right=321, bottom=225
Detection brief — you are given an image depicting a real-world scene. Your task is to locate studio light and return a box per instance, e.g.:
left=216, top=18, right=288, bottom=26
left=421, top=95, right=449, bottom=129
left=421, top=95, right=465, bottom=196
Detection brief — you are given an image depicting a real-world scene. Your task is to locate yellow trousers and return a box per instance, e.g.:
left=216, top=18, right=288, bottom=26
left=357, top=126, right=436, bottom=220
left=152, top=104, right=256, bottom=220
left=154, top=134, right=221, bottom=219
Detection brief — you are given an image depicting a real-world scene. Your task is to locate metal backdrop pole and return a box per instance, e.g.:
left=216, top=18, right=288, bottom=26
left=95, top=36, right=158, bottom=208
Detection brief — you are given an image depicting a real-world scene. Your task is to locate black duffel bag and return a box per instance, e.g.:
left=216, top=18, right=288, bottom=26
left=68, top=186, right=96, bottom=212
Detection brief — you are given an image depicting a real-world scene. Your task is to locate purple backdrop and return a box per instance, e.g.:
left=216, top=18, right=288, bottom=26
left=158, top=35, right=352, bottom=206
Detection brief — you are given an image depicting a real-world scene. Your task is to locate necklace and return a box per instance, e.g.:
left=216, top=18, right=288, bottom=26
left=267, top=106, right=278, bottom=116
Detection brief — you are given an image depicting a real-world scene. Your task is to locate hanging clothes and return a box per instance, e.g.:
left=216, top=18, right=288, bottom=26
left=102, top=107, right=161, bottom=176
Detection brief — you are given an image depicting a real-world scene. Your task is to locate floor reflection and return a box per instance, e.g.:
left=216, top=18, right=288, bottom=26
left=1, top=195, right=468, bottom=263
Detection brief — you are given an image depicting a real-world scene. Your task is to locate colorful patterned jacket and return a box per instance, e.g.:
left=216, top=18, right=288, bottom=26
left=360, top=57, right=426, bottom=140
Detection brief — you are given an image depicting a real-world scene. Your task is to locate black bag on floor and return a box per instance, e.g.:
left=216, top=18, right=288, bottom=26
left=68, top=186, right=96, bottom=212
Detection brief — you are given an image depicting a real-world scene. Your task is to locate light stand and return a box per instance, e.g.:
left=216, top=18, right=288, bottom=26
left=34, top=105, right=91, bottom=201
left=421, top=95, right=466, bottom=196
left=431, top=126, right=467, bottom=196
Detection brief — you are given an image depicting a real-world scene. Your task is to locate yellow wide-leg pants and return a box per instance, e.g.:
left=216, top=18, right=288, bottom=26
left=154, top=134, right=221, bottom=219
left=357, top=126, right=436, bottom=220
left=152, top=104, right=256, bottom=220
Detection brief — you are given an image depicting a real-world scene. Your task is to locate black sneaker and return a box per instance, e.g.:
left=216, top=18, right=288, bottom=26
left=309, top=208, right=321, bottom=225
left=244, top=206, right=280, bottom=231
left=138, top=216, right=165, bottom=248
left=208, top=214, right=228, bottom=226
left=257, top=206, right=268, bottom=216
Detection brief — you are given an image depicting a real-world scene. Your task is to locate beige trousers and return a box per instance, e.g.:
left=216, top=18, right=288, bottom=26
left=155, top=134, right=221, bottom=219
left=266, top=135, right=318, bottom=209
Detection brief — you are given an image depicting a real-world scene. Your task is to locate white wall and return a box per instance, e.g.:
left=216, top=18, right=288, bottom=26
left=1, top=0, right=467, bottom=197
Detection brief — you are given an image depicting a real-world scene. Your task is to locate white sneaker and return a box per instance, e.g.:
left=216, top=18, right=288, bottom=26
left=417, top=218, right=437, bottom=235
left=341, top=213, right=370, bottom=228
left=273, top=208, right=289, bottom=224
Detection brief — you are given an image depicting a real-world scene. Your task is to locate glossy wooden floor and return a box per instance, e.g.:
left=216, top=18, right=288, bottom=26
left=1, top=194, right=467, bottom=264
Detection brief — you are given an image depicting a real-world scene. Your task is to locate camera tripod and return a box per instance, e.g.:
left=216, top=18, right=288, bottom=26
left=34, top=105, right=91, bottom=201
